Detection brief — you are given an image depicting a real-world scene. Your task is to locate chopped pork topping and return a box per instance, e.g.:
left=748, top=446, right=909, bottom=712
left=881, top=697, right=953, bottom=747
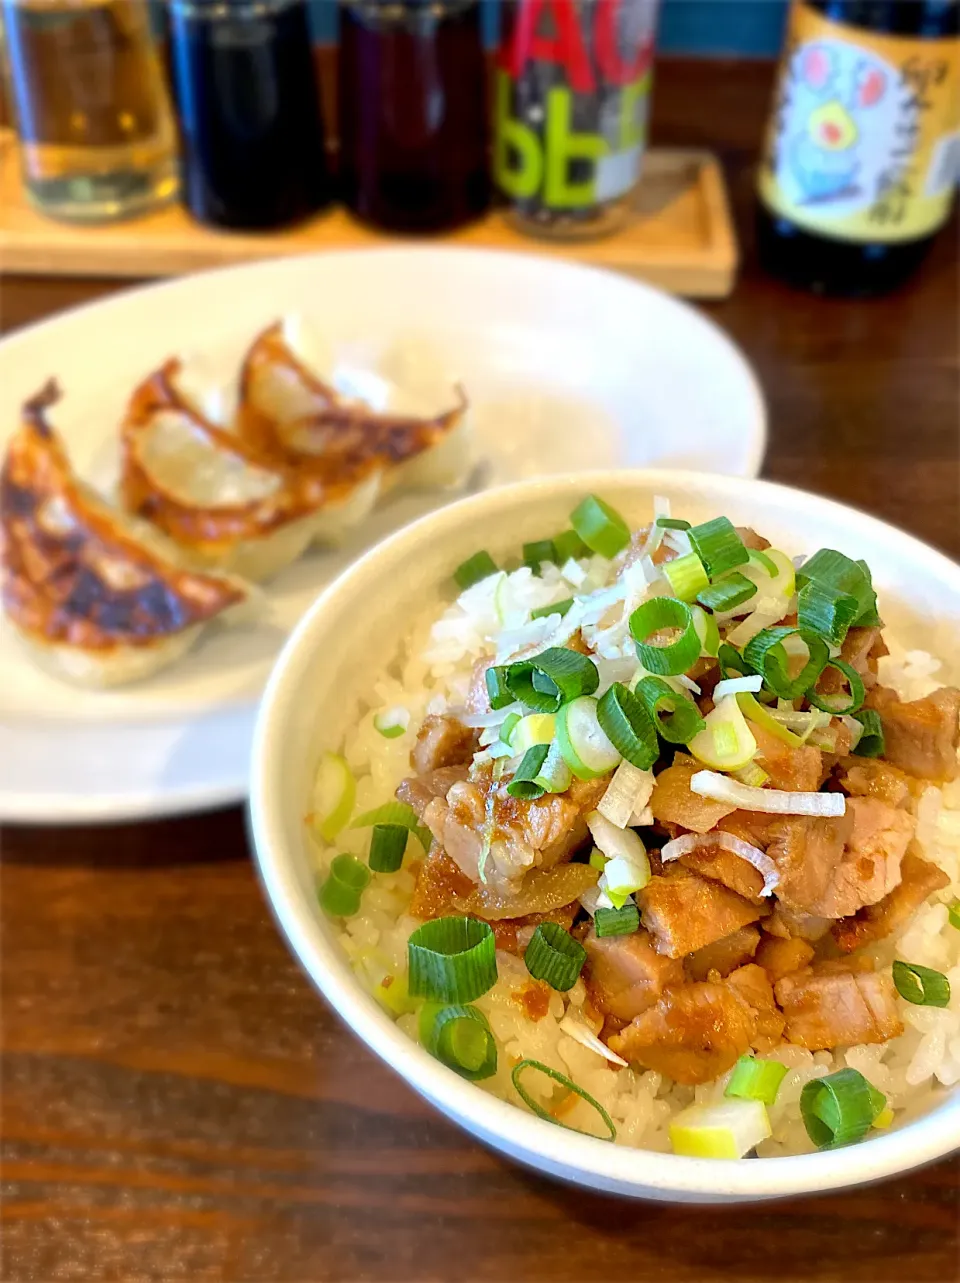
left=774, top=961, right=903, bottom=1050
left=411, top=714, right=480, bottom=774
left=636, top=866, right=764, bottom=959
left=685, top=925, right=761, bottom=982
left=678, top=843, right=767, bottom=904
left=650, top=753, right=737, bottom=834
left=865, top=685, right=960, bottom=783
left=839, top=758, right=911, bottom=809
left=396, top=765, right=470, bottom=818
left=832, top=848, right=950, bottom=953
left=764, top=812, right=853, bottom=913
left=583, top=928, right=685, bottom=1022
left=422, top=769, right=606, bottom=893
left=725, top=963, right=785, bottom=1051
left=754, top=932, right=815, bottom=981
left=750, top=724, right=823, bottom=793
left=800, top=795, right=914, bottom=919
left=819, top=626, right=887, bottom=696
left=608, top=978, right=759, bottom=1084
left=408, top=844, right=477, bottom=919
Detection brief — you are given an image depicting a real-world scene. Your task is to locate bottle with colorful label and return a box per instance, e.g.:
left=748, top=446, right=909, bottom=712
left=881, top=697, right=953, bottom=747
left=494, top=0, right=660, bottom=240
left=757, top=0, right=960, bottom=295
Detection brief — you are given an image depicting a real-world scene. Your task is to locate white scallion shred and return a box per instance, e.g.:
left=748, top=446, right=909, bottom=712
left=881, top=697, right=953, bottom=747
left=689, top=770, right=847, bottom=817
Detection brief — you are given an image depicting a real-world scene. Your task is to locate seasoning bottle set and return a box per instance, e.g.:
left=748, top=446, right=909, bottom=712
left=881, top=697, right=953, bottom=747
left=1, top=0, right=661, bottom=239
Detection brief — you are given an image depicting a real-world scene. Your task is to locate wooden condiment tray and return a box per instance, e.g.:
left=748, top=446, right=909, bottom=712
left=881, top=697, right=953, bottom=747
left=0, top=133, right=736, bottom=297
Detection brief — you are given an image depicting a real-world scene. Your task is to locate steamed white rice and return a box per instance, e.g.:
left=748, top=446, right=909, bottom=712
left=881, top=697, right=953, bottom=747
left=312, top=556, right=960, bottom=1155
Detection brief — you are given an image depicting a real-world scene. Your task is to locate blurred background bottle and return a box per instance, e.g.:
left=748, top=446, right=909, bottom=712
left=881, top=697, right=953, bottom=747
left=494, top=0, right=660, bottom=240
left=0, top=0, right=178, bottom=222
left=757, top=0, right=960, bottom=296
left=166, top=0, right=329, bottom=231
left=338, top=0, right=489, bottom=233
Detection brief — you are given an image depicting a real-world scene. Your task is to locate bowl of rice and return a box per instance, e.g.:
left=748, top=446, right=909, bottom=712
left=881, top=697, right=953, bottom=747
left=249, top=471, right=960, bottom=1202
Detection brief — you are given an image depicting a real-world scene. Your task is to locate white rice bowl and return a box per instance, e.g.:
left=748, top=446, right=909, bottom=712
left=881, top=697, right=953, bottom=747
left=250, top=471, right=960, bottom=1200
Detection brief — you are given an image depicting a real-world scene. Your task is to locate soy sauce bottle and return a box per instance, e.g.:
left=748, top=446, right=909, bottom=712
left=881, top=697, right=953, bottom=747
left=757, top=1, right=960, bottom=296
left=166, top=0, right=329, bottom=230
left=338, top=0, right=489, bottom=232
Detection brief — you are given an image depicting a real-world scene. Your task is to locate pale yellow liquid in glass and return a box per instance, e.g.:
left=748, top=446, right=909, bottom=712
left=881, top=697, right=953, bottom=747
left=1, top=0, right=178, bottom=221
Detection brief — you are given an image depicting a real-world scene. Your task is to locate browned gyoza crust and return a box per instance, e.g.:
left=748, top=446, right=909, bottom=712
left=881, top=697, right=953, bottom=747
left=235, top=320, right=468, bottom=474
left=118, top=358, right=327, bottom=554
left=1, top=380, right=245, bottom=652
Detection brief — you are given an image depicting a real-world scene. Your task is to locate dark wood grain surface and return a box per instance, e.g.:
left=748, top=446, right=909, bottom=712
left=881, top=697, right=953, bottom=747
left=1, top=58, right=958, bottom=1283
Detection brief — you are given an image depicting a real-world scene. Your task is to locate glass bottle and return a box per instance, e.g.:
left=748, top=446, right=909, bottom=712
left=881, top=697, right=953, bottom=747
left=493, top=0, right=660, bottom=240
left=338, top=0, right=489, bottom=233
left=756, top=0, right=960, bottom=296
left=0, top=0, right=178, bottom=222
left=166, top=0, right=329, bottom=231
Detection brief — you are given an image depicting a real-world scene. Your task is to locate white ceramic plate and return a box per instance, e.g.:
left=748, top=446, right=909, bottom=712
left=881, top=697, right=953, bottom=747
left=0, top=248, right=765, bottom=823
left=249, top=470, right=960, bottom=1202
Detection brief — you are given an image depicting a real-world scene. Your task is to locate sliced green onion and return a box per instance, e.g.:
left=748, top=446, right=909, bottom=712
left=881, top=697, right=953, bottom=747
left=743, top=627, right=829, bottom=700
left=369, top=824, right=408, bottom=872
left=351, top=801, right=430, bottom=852
left=797, top=579, right=859, bottom=647
left=524, top=539, right=557, bottom=572
left=670, top=1099, right=771, bottom=1159
left=629, top=597, right=700, bottom=676
left=595, top=903, right=640, bottom=937
left=311, top=751, right=356, bottom=842
left=531, top=597, right=574, bottom=621
left=570, top=494, right=631, bottom=559
left=556, top=695, right=622, bottom=779
left=725, top=1056, right=788, bottom=1105
left=373, top=708, right=409, bottom=739
left=524, top=922, right=587, bottom=991
left=485, top=665, right=515, bottom=710
left=511, top=1059, right=616, bottom=1141
left=505, top=647, right=599, bottom=713
left=634, top=675, right=705, bottom=744
left=688, top=695, right=758, bottom=771
left=509, top=713, right=556, bottom=753
left=948, top=899, right=960, bottom=931
left=534, top=740, right=573, bottom=794
left=734, top=759, right=769, bottom=788
left=420, top=1003, right=498, bottom=1081
left=806, top=657, right=866, bottom=715
left=664, top=552, right=709, bottom=603
left=687, top=517, right=749, bottom=578
left=597, top=683, right=658, bottom=769
left=748, top=548, right=778, bottom=578
left=318, top=853, right=370, bottom=918
left=718, top=642, right=750, bottom=676
left=697, top=573, right=758, bottom=614
left=852, top=707, right=885, bottom=758
left=736, top=690, right=805, bottom=748
left=497, top=711, right=521, bottom=747
left=656, top=517, right=691, bottom=531
left=454, top=550, right=498, bottom=590
left=691, top=604, right=720, bottom=657
left=800, top=1068, right=881, bottom=1149
left=589, top=847, right=608, bottom=871
left=796, top=548, right=880, bottom=628
left=553, top=528, right=589, bottom=562
left=892, top=960, right=951, bottom=1008
left=507, top=744, right=550, bottom=798
left=408, top=916, right=497, bottom=1003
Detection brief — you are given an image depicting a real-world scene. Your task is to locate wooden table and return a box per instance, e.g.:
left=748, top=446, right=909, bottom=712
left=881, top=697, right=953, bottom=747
left=2, top=59, right=958, bottom=1283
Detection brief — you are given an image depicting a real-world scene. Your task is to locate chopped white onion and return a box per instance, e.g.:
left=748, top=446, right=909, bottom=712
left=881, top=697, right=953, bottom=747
left=458, top=703, right=521, bottom=729
left=561, top=557, right=588, bottom=587
left=660, top=831, right=780, bottom=896
left=559, top=1014, right=628, bottom=1067
left=674, top=673, right=702, bottom=695
left=597, top=760, right=655, bottom=829
left=689, top=770, right=847, bottom=817
left=631, top=805, right=654, bottom=826
left=727, top=602, right=786, bottom=648
left=713, top=675, right=764, bottom=700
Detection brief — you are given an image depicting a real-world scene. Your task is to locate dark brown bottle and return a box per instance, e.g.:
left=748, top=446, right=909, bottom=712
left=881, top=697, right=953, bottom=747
left=338, top=0, right=489, bottom=232
left=757, top=0, right=960, bottom=296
